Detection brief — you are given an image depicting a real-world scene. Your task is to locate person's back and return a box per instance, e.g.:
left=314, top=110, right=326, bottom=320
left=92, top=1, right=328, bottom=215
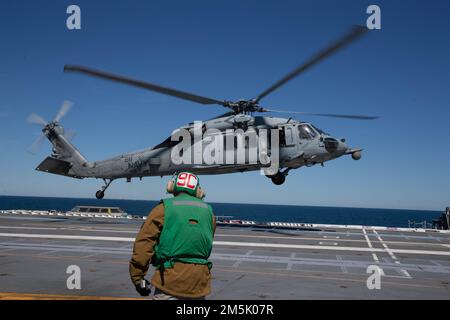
left=129, top=172, right=215, bottom=299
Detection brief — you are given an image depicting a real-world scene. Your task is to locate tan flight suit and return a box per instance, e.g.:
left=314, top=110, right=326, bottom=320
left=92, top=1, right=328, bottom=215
left=129, top=201, right=216, bottom=299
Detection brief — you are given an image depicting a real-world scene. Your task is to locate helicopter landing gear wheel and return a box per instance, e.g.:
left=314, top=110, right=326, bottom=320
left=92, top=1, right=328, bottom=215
left=95, top=190, right=104, bottom=200
left=95, top=179, right=114, bottom=200
left=268, top=168, right=290, bottom=186
left=271, top=173, right=286, bottom=185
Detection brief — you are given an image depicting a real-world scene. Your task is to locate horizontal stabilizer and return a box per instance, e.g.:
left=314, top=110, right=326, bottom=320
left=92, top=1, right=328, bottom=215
left=36, top=157, right=79, bottom=178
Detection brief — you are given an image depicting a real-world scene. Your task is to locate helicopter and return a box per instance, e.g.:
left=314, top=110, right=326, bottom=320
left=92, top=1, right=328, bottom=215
left=27, top=26, right=377, bottom=199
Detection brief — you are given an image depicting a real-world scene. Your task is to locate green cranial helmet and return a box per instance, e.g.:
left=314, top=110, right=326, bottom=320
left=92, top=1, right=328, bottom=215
left=173, top=172, right=200, bottom=196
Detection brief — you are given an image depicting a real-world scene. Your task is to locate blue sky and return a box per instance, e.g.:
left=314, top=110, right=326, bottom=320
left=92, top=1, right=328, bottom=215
left=0, top=0, right=449, bottom=210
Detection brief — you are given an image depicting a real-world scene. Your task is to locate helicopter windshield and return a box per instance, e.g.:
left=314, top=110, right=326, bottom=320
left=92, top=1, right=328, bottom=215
left=298, top=124, right=317, bottom=140
left=311, top=124, right=328, bottom=135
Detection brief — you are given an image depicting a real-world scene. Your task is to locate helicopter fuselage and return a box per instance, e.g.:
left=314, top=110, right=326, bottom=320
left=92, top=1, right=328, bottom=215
left=38, top=115, right=358, bottom=186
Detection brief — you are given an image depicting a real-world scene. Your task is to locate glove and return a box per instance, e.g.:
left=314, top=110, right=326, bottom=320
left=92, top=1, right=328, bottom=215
left=135, top=279, right=152, bottom=296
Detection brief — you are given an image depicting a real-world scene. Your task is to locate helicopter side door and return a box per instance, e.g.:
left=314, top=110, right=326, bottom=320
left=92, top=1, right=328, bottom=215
left=278, top=124, right=306, bottom=167
left=279, top=124, right=297, bottom=147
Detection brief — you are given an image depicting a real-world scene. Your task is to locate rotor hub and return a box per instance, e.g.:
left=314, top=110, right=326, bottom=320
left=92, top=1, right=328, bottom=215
left=224, top=99, right=264, bottom=114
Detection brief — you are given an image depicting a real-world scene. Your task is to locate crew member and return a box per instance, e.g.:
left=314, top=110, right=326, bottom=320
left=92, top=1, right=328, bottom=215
left=129, top=172, right=215, bottom=300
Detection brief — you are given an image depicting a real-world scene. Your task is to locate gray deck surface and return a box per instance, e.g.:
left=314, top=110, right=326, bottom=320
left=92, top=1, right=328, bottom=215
left=0, top=214, right=449, bottom=299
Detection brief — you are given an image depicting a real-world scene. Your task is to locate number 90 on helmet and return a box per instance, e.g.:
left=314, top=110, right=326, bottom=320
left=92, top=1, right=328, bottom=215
left=166, top=172, right=205, bottom=199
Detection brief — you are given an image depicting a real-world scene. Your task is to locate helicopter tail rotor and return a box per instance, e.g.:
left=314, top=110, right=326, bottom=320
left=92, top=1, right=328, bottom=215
left=27, top=135, right=47, bottom=155
left=27, top=113, right=48, bottom=126
left=26, top=100, right=76, bottom=154
left=54, top=100, right=73, bottom=123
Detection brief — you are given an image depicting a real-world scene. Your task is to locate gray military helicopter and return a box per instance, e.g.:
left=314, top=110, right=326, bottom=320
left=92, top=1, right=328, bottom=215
left=27, top=26, right=377, bottom=199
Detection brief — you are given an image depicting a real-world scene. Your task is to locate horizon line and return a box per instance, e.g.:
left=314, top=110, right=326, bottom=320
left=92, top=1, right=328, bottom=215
left=0, top=194, right=442, bottom=213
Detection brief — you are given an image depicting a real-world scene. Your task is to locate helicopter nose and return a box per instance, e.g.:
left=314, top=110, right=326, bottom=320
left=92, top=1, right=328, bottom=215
left=337, top=139, right=347, bottom=155
left=324, top=137, right=347, bottom=155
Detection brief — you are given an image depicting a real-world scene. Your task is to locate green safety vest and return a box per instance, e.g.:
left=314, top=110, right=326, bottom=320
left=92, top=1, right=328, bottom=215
left=152, top=193, right=214, bottom=270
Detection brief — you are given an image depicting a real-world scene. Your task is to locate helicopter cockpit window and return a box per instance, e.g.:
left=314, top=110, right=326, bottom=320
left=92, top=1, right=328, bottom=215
left=298, top=124, right=317, bottom=140
left=311, top=124, right=328, bottom=135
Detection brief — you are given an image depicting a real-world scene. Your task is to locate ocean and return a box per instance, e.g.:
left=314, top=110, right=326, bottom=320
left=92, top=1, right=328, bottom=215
left=0, top=195, right=441, bottom=228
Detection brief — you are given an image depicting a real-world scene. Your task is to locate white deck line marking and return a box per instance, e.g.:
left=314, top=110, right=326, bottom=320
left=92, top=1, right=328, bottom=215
left=36, top=250, right=61, bottom=256
left=0, top=225, right=137, bottom=234
left=430, top=260, right=443, bottom=267
left=2, top=226, right=449, bottom=247
left=363, top=228, right=379, bottom=263
left=0, top=248, right=22, bottom=253
left=374, top=230, right=398, bottom=262
left=0, top=226, right=60, bottom=231
left=0, top=233, right=135, bottom=242
left=400, top=269, right=412, bottom=278
left=373, top=230, right=411, bottom=279
left=232, top=250, right=253, bottom=268
left=4, top=242, right=450, bottom=275
left=336, top=255, right=348, bottom=273
left=0, top=238, right=26, bottom=252
left=81, top=251, right=106, bottom=258
left=1, top=232, right=450, bottom=257
left=286, top=253, right=296, bottom=270
left=319, top=242, right=338, bottom=246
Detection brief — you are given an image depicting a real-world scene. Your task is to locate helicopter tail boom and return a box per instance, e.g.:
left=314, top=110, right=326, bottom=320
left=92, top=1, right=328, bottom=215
left=27, top=101, right=94, bottom=178
left=35, top=123, right=93, bottom=178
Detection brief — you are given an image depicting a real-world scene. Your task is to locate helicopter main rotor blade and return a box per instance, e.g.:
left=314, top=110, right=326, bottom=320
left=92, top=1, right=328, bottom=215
left=262, top=109, right=378, bottom=120
left=254, top=26, right=369, bottom=103
left=54, top=100, right=73, bottom=122
left=64, top=65, right=227, bottom=106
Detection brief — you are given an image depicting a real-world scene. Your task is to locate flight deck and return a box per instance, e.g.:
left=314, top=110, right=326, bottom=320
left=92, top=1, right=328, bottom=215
left=0, top=211, right=449, bottom=300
